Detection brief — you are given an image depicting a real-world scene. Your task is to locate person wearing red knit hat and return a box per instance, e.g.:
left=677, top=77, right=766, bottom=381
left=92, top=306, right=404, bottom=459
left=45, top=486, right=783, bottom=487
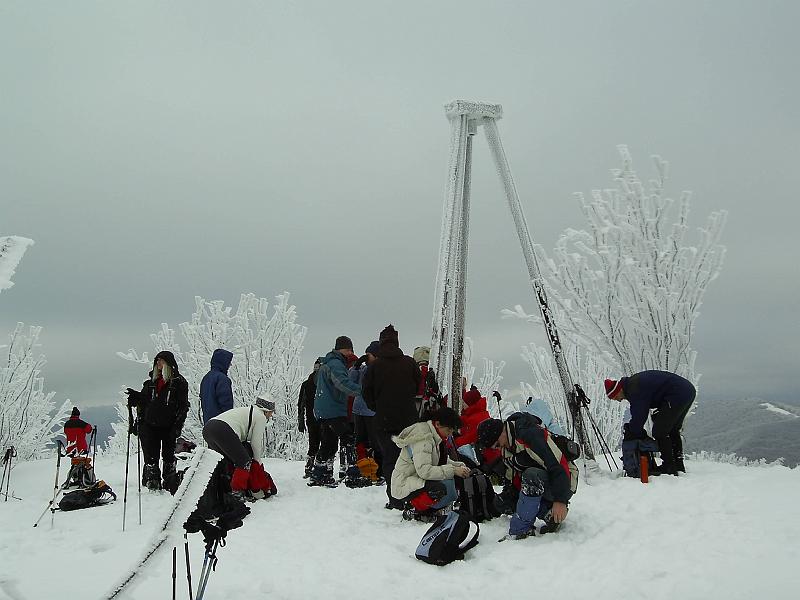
left=604, top=370, right=696, bottom=474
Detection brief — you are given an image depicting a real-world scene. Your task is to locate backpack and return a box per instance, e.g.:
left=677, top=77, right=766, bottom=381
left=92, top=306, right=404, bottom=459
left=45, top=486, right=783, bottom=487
left=456, top=470, right=499, bottom=523
left=415, top=512, right=479, bottom=566
left=58, top=480, right=116, bottom=511
left=622, top=438, right=659, bottom=477
left=550, top=432, right=581, bottom=462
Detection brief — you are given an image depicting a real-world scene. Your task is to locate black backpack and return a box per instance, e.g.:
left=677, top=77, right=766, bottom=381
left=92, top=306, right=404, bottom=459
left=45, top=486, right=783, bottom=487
left=58, top=480, right=116, bottom=511
left=622, top=438, right=659, bottom=477
left=456, top=470, right=499, bottom=523
left=415, top=512, right=479, bottom=566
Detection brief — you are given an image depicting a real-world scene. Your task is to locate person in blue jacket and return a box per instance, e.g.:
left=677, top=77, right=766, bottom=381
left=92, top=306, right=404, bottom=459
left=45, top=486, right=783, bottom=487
left=309, top=335, right=364, bottom=488
left=200, top=349, right=234, bottom=424
left=605, top=370, right=696, bottom=474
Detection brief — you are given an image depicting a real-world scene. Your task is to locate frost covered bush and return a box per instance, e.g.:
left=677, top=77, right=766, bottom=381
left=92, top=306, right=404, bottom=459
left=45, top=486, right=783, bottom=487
left=107, top=292, right=308, bottom=459
left=0, top=323, right=69, bottom=460
left=506, top=148, right=725, bottom=449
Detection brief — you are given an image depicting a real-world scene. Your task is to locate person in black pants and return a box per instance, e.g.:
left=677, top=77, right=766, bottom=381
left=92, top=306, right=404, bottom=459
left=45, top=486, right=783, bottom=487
left=297, top=360, right=321, bottom=478
left=126, top=351, right=190, bottom=490
left=363, top=325, right=421, bottom=509
left=605, top=370, right=696, bottom=474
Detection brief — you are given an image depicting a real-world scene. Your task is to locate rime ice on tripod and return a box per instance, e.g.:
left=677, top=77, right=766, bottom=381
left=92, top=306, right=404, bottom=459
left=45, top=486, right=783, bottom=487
left=430, top=99, right=608, bottom=461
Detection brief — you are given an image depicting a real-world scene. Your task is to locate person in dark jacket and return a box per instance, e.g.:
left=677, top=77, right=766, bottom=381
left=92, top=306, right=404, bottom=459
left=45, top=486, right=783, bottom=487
left=605, top=370, right=696, bottom=474
left=362, top=324, right=421, bottom=509
left=309, top=336, right=363, bottom=487
left=200, top=348, right=234, bottom=424
left=297, top=360, right=321, bottom=478
left=126, top=350, right=190, bottom=490
left=477, top=412, right=579, bottom=540
left=64, top=407, right=93, bottom=456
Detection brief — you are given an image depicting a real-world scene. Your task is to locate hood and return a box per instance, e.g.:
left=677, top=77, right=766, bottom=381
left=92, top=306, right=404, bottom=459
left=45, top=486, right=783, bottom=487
left=320, top=350, right=346, bottom=367
left=210, top=348, right=234, bottom=373
left=153, top=350, right=179, bottom=374
left=462, top=396, right=488, bottom=416
left=392, top=420, right=438, bottom=449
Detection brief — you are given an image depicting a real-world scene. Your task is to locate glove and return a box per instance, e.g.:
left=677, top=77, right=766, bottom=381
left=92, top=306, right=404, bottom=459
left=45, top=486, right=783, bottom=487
left=126, top=388, right=141, bottom=407
left=623, top=422, right=646, bottom=441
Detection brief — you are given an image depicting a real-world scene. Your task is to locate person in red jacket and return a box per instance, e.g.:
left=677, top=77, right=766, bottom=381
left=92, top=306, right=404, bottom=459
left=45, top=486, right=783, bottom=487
left=64, top=407, right=93, bottom=456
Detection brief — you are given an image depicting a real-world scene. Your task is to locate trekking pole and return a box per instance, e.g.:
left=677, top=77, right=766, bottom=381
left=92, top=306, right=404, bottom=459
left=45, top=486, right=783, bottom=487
left=2, top=446, right=15, bottom=502
left=172, top=546, right=177, bottom=600
left=196, top=538, right=221, bottom=600
left=33, top=441, right=66, bottom=527
left=184, top=532, right=194, bottom=600
left=136, top=418, right=142, bottom=525
left=123, top=407, right=133, bottom=532
left=492, top=391, right=503, bottom=420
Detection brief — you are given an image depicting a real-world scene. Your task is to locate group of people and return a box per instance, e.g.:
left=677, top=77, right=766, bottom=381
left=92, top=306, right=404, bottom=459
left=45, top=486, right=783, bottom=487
left=119, top=328, right=696, bottom=541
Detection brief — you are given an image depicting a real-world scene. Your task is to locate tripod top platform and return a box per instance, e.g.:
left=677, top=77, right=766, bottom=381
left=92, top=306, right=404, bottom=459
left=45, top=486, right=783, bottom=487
left=444, top=99, right=503, bottom=120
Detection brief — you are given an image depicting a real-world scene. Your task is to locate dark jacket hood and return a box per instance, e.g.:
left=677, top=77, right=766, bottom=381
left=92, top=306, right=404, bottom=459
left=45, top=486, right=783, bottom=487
left=153, top=350, right=180, bottom=374
left=210, top=348, right=234, bottom=373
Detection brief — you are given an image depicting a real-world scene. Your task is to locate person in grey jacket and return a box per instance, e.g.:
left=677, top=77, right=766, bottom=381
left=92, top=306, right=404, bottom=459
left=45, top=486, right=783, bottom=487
left=392, top=407, right=470, bottom=522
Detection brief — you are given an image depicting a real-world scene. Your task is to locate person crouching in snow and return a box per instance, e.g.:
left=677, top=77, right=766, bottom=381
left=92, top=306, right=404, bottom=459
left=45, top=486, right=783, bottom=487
left=392, top=407, right=471, bottom=522
left=64, top=406, right=93, bottom=456
left=202, top=395, right=277, bottom=501
left=477, top=413, right=578, bottom=540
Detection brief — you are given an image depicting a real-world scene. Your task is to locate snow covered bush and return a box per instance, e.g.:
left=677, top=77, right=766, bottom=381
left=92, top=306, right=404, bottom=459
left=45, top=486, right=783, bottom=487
left=108, top=292, right=308, bottom=459
left=0, top=323, right=69, bottom=460
left=0, top=236, right=33, bottom=295
left=505, top=147, right=725, bottom=448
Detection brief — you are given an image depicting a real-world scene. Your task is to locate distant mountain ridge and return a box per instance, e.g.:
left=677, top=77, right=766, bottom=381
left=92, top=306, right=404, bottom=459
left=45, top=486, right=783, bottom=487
left=684, top=396, right=800, bottom=466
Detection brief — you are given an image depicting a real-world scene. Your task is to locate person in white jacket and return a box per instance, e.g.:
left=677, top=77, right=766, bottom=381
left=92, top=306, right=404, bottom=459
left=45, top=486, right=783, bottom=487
left=203, top=396, right=274, bottom=496
left=391, top=407, right=471, bottom=522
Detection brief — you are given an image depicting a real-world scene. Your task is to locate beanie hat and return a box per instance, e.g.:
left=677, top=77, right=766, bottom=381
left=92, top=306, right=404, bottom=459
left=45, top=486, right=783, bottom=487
left=412, top=346, right=431, bottom=364
left=334, top=336, right=354, bottom=351
left=379, top=325, right=399, bottom=345
left=256, top=395, right=275, bottom=412
left=476, top=418, right=504, bottom=449
left=71, top=406, right=80, bottom=417
left=604, top=378, right=622, bottom=398
left=365, top=340, right=380, bottom=356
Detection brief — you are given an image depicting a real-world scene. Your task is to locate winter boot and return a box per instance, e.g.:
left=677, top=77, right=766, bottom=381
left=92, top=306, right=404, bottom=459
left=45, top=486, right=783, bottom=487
left=384, top=498, right=405, bottom=510
left=303, top=455, right=315, bottom=479
left=655, top=436, right=680, bottom=475
left=143, top=463, right=161, bottom=490
left=538, top=509, right=562, bottom=535
left=162, top=461, right=177, bottom=488
left=671, top=434, right=686, bottom=472
left=308, top=459, right=337, bottom=488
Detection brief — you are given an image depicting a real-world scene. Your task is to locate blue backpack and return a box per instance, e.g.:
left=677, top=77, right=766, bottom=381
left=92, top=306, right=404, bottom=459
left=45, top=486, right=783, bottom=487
left=622, top=438, right=659, bottom=477
left=415, top=512, right=479, bottom=566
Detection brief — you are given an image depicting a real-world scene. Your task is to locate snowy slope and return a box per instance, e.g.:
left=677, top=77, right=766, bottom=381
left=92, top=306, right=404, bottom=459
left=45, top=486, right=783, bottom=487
left=0, top=455, right=798, bottom=600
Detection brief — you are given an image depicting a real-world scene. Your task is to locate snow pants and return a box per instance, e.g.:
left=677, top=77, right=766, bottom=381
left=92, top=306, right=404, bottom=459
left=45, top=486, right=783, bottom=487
left=203, top=419, right=251, bottom=469
left=509, top=467, right=553, bottom=536
left=651, top=381, right=695, bottom=470
left=140, top=422, right=176, bottom=469
left=375, top=426, right=402, bottom=504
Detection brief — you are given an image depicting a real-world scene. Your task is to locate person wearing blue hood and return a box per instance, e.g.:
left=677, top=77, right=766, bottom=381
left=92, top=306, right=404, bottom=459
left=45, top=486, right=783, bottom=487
left=200, top=349, right=234, bottom=424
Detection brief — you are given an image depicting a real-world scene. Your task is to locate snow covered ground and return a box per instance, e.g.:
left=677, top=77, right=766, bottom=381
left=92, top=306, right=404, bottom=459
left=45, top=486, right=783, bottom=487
left=1, top=455, right=798, bottom=600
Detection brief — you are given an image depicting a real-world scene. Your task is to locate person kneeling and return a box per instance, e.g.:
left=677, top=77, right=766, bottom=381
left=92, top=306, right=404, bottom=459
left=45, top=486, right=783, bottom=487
left=392, top=407, right=471, bottom=523
left=202, top=396, right=277, bottom=501
left=477, top=413, right=578, bottom=540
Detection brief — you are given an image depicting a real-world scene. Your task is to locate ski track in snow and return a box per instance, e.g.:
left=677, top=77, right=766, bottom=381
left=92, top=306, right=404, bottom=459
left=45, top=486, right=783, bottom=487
left=0, top=456, right=798, bottom=599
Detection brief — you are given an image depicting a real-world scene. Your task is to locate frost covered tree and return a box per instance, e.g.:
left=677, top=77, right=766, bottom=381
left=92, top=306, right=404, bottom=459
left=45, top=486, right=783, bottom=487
left=504, top=147, right=725, bottom=449
left=108, top=292, right=308, bottom=459
left=0, top=323, right=69, bottom=460
left=460, top=337, right=506, bottom=400
left=0, top=236, right=34, bottom=295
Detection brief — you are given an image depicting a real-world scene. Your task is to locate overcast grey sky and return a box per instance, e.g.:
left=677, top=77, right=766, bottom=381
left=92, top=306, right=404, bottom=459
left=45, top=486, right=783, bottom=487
left=1, top=1, right=798, bottom=410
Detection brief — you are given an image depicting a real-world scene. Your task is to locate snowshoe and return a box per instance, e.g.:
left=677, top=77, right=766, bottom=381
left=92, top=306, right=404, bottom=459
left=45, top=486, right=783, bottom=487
left=402, top=507, right=445, bottom=523
left=498, top=530, right=535, bottom=542
left=344, top=475, right=372, bottom=489
left=538, top=511, right=562, bottom=535
left=307, top=477, right=339, bottom=489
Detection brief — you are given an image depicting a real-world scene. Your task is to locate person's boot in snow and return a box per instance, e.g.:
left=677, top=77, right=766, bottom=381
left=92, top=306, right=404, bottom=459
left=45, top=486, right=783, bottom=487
left=538, top=509, right=562, bottom=535
left=143, top=463, right=161, bottom=490
left=162, top=461, right=177, bottom=488
left=303, top=455, right=315, bottom=479
left=308, top=459, right=337, bottom=487
left=671, top=435, right=686, bottom=473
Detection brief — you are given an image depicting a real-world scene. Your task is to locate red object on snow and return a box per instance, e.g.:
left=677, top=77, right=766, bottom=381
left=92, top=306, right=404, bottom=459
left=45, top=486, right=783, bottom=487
left=640, top=455, right=649, bottom=484
left=454, top=396, right=490, bottom=448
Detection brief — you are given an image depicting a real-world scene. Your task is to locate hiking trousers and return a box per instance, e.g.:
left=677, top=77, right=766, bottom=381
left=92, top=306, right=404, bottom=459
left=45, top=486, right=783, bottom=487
left=203, top=419, right=251, bottom=469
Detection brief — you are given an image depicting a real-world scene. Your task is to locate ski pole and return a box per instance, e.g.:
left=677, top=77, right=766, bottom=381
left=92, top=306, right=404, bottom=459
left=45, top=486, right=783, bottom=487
left=123, top=408, right=133, bottom=532
left=136, top=418, right=142, bottom=525
left=33, top=442, right=66, bottom=527
left=172, top=546, right=177, bottom=600
left=196, top=539, right=219, bottom=600
left=2, top=447, right=14, bottom=502
left=492, top=391, right=503, bottom=420
left=184, top=533, right=194, bottom=600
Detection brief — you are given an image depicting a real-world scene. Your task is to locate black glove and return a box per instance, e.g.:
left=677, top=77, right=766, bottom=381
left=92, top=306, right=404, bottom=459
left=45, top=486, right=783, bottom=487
left=492, top=390, right=502, bottom=402
left=622, top=422, right=648, bottom=441
left=126, top=388, right=142, bottom=407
